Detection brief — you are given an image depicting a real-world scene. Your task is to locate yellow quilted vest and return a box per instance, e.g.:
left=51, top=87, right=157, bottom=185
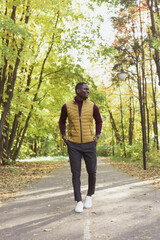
left=66, top=99, right=94, bottom=143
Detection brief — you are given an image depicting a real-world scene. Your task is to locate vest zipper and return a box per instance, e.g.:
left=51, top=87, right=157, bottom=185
left=79, top=115, right=82, bottom=143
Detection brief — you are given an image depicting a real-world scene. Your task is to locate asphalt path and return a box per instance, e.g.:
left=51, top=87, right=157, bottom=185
left=0, top=159, right=160, bottom=240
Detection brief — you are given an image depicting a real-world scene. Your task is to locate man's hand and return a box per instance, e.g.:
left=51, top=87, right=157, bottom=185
left=62, top=135, right=67, bottom=142
left=94, top=135, right=100, bottom=143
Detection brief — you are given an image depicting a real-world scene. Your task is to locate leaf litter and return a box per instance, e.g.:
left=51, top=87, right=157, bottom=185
left=0, top=161, right=65, bottom=201
left=102, top=158, right=160, bottom=189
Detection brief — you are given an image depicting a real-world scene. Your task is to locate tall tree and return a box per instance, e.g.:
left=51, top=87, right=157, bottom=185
left=147, top=0, right=160, bottom=85
left=0, top=0, right=95, bottom=164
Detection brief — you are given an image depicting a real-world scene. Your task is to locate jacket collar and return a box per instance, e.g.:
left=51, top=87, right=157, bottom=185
left=74, top=96, right=87, bottom=104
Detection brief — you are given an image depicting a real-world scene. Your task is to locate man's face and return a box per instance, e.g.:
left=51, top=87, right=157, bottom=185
left=77, top=84, right=89, bottom=99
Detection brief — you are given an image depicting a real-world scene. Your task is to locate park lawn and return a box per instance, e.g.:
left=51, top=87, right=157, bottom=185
left=102, top=157, right=160, bottom=189
left=0, top=160, right=66, bottom=201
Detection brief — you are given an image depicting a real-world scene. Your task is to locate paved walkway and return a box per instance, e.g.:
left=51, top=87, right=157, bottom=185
left=0, top=159, right=160, bottom=240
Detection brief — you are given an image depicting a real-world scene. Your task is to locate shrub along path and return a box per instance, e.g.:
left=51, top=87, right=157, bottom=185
left=0, top=159, right=160, bottom=240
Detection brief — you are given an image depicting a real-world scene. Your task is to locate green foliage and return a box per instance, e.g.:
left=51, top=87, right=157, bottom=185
left=0, top=15, right=30, bottom=38
left=90, top=0, right=119, bottom=7
left=1, top=0, right=107, bottom=163
left=97, top=143, right=111, bottom=156
left=0, top=0, right=159, bottom=171
left=153, top=37, right=160, bottom=50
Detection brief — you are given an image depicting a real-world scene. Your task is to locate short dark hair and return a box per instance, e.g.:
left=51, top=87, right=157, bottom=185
left=75, top=82, right=87, bottom=93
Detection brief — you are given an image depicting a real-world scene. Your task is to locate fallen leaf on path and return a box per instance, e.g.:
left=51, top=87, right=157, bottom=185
left=43, top=229, right=52, bottom=232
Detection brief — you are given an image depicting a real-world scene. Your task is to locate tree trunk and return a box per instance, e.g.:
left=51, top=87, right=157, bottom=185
left=145, top=77, right=150, bottom=147
left=11, top=11, right=60, bottom=161
left=154, top=0, right=159, bottom=17
left=128, top=95, right=134, bottom=145
left=108, top=109, right=121, bottom=144
left=0, top=58, right=8, bottom=107
left=147, top=0, right=160, bottom=85
left=149, top=40, right=159, bottom=149
left=139, top=1, right=147, bottom=169
left=0, top=56, right=21, bottom=140
left=131, top=6, right=147, bottom=169
left=12, top=110, right=32, bottom=161
left=10, top=125, right=23, bottom=160
left=1, top=113, right=10, bottom=165
left=8, top=112, right=22, bottom=156
left=0, top=0, right=31, bottom=164
left=119, top=89, right=126, bottom=157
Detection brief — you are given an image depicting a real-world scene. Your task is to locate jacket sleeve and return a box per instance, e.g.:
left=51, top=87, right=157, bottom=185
left=59, top=104, right=67, bottom=136
left=93, top=104, right=102, bottom=136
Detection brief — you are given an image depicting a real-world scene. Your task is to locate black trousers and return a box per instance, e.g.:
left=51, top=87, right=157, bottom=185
left=66, top=140, right=97, bottom=202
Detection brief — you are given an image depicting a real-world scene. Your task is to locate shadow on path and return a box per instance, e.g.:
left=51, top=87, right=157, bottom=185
left=0, top=159, right=160, bottom=240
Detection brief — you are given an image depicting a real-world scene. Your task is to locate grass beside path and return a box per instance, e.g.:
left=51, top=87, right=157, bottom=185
left=102, top=157, right=160, bottom=190
left=0, top=158, right=67, bottom=202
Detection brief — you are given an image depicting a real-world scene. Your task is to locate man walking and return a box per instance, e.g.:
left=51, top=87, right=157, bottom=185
left=59, top=82, right=102, bottom=213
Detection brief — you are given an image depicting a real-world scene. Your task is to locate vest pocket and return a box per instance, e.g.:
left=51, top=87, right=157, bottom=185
left=89, top=125, right=92, bottom=136
left=70, top=126, right=72, bottom=136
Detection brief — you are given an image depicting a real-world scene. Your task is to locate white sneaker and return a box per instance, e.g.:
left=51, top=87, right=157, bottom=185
left=84, top=196, right=92, bottom=209
left=75, top=201, right=83, bottom=213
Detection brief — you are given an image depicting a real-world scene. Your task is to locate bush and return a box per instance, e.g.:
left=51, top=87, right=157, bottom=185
left=97, top=143, right=111, bottom=157
left=113, top=142, right=143, bottom=161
